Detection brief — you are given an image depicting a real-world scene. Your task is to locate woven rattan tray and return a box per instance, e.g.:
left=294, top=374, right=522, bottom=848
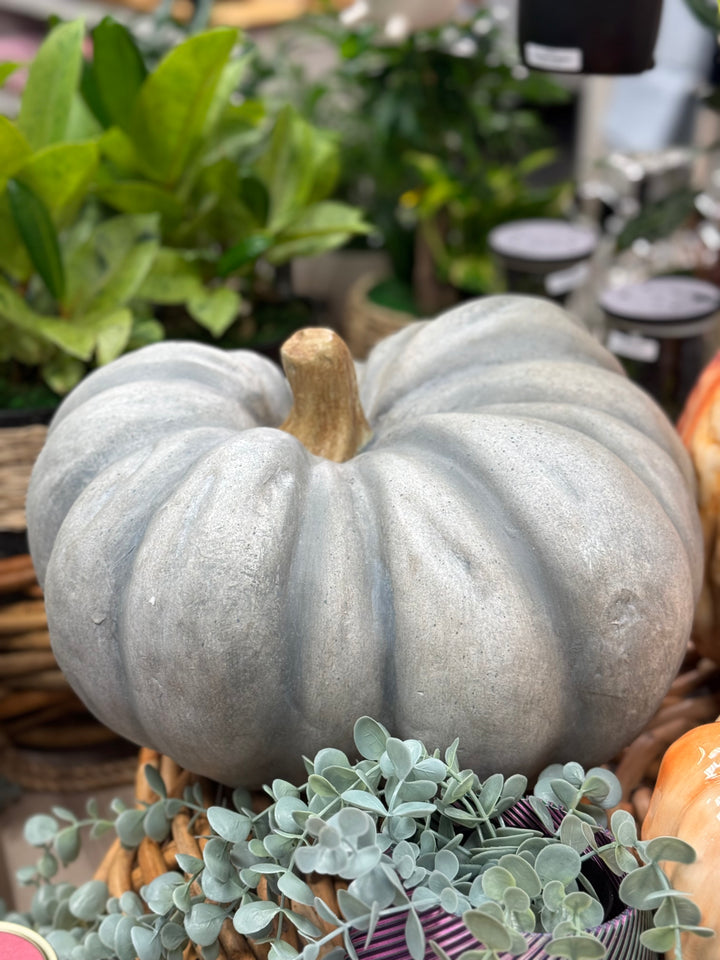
left=0, top=424, right=47, bottom=534
left=0, top=554, right=137, bottom=791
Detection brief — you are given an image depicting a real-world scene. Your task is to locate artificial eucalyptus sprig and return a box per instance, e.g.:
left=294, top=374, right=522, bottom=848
left=2, top=717, right=713, bottom=960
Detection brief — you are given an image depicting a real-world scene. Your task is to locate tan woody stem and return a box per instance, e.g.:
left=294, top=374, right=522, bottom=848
left=279, top=327, right=372, bottom=462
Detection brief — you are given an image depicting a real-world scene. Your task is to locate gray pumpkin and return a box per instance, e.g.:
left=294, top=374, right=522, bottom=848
left=27, top=295, right=702, bottom=786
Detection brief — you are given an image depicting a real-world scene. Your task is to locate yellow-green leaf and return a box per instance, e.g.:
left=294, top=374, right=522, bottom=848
left=129, top=28, right=238, bottom=186
left=0, top=118, right=32, bottom=183
left=18, top=20, right=85, bottom=150
left=16, top=141, right=99, bottom=226
left=188, top=286, right=240, bottom=337
left=41, top=353, right=87, bottom=394
left=92, top=308, right=134, bottom=365
left=267, top=201, right=370, bottom=264
left=95, top=181, right=182, bottom=223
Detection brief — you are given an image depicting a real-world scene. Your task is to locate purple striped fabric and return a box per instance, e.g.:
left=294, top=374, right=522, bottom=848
left=350, top=800, right=657, bottom=960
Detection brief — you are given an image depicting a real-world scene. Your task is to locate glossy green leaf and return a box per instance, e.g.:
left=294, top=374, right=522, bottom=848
left=96, top=180, right=182, bottom=223
left=0, top=117, right=32, bottom=182
left=134, top=248, right=204, bottom=304
left=18, top=20, right=85, bottom=149
left=130, top=28, right=238, bottom=185
left=80, top=58, right=111, bottom=129
left=16, top=141, right=99, bottom=225
left=255, top=106, right=341, bottom=232
left=267, top=200, right=370, bottom=264
left=7, top=178, right=65, bottom=301
left=41, top=354, right=86, bottom=394
left=99, top=126, right=141, bottom=176
left=92, top=18, right=147, bottom=132
left=0, top=62, right=19, bottom=88
left=65, top=213, right=160, bottom=316
left=217, top=234, right=273, bottom=276
left=188, top=286, right=240, bottom=338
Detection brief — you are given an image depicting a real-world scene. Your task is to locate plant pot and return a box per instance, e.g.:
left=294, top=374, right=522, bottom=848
left=351, top=799, right=657, bottom=960
left=518, top=0, right=664, bottom=75
left=342, top=273, right=416, bottom=359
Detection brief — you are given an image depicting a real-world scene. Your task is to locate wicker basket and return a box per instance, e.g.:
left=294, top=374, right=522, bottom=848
left=0, top=555, right=137, bottom=791
left=342, top=274, right=416, bottom=360
left=0, top=424, right=47, bottom=535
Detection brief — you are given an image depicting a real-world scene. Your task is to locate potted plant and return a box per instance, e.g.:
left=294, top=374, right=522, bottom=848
left=0, top=17, right=369, bottom=415
left=245, top=8, right=570, bottom=354
left=2, top=717, right=713, bottom=960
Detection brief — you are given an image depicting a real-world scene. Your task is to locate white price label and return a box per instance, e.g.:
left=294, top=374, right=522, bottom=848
left=545, top=261, right=590, bottom=297
left=607, top=329, right=660, bottom=363
left=524, top=42, right=583, bottom=73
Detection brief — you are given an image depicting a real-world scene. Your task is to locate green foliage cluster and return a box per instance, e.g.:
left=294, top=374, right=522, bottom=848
left=247, top=10, right=571, bottom=311
left=2, top=718, right=712, bottom=960
left=0, top=18, right=368, bottom=405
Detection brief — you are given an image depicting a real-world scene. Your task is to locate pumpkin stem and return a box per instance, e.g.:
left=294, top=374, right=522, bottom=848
left=279, top=327, right=372, bottom=462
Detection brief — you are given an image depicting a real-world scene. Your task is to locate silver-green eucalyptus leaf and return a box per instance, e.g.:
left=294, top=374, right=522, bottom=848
left=24, top=814, right=59, bottom=847
left=642, top=836, right=697, bottom=865
left=545, top=933, right=605, bottom=959
left=534, top=845, right=582, bottom=885
left=404, top=907, right=425, bottom=960
left=354, top=717, right=390, bottom=761
left=207, top=807, right=252, bottom=843
left=462, top=910, right=512, bottom=951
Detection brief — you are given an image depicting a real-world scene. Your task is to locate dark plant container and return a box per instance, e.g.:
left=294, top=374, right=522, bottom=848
left=518, top=0, right=664, bottom=75
left=601, top=276, right=720, bottom=420
left=488, top=219, right=597, bottom=305
left=351, top=799, right=657, bottom=960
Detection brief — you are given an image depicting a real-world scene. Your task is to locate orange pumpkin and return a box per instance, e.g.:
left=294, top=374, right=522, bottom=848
left=678, top=352, right=720, bottom=662
left=642, top=718, right=720, bottom=959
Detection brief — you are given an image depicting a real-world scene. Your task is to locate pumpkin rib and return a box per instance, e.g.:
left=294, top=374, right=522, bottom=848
left=443, top=400, right=702, bottom=592
left=369, top=412, right=697, bottom=768
left=352, top=437, right=573, bottom=774
left=360, top=296, right=624, bottom=421
left=363, top=360, right=692, bottom=487
left=29, top=375, right=288, bottom=585
left=44, top=427, right=239, bottom=750
left=279, top=455, right=397, bottom=756
left=47, top=340, right=291, bottom=434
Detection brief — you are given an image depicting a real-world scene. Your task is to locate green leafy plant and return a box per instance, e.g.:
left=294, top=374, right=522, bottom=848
left=2, top=718, right=712, bottom=960
left=0, top=17, right=368, bottom=409
left=247, top=10, right=570, bottom=315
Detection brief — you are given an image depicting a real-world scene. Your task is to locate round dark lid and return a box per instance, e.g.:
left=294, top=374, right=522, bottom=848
left=600, top=277, right=720, bottom=324
left=488, top=219, right=598, bottom=264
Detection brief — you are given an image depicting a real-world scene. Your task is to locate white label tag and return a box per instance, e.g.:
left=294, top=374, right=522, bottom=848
left=545, top=261, right=590, bottom=297
left=524, top=42, right=583, bottom=73
left=607, top=329, right=660, bottom=363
